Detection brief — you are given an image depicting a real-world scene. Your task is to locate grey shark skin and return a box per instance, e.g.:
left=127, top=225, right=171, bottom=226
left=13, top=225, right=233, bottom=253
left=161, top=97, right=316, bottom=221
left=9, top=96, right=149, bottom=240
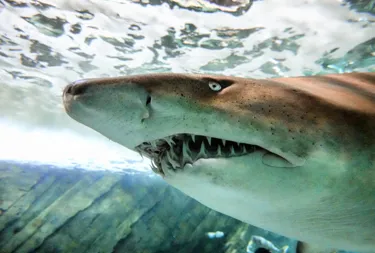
left=63, top=72, right=375, bottom=253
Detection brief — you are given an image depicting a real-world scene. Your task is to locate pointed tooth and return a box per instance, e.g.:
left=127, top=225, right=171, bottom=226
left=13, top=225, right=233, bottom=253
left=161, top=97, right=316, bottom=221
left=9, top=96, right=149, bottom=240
left=170, top=148, right=178, bottom=160
left=230, top=146, right=236, bottom=155
left=207, top=137, right=212, bottom=146
left=182, top=141, right=188, bottom=157
left=150, top=161, right=156, bottom=171
left=182, top=141, right=193, bottom=165
left=222, top=139, right=226, bottom=146
left=171, top=138, right=176, bottom=145
left=217, top=145, right=222, bottom=156
left=166, top=151, right=174, bottom=169
left=197, top=141, right=207, bottom=158
left=150, top=160, right=159, bottom=174
left=191, top=134, right=196, bottom=143
left=150, top=141, right=157, bottom=148
left=172, top=159, right=180, bottom=169
left=161, top=159, right=172, bottom=177
left=242, top=145, right=247, bottom=154
left=136, top=148, right=144, bottom=159
left=169, top=138, right=176, bottom=146
left=167, top=151, right=179, bottom=169
left=165, top=139, right=171, bottom=147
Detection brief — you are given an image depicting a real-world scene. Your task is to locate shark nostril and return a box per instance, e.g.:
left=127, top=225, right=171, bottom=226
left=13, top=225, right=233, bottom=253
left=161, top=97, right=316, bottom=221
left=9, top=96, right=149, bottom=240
left=64, top=83, right=89, bottom=96
left=64, top=84, right=73, bottom=95
left=146, top=96, right=151, bottom=105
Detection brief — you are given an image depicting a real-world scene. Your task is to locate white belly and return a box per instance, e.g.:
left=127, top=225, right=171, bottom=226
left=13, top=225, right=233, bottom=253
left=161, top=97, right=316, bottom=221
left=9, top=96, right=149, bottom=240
left=164, top=151, right=375, bottom=252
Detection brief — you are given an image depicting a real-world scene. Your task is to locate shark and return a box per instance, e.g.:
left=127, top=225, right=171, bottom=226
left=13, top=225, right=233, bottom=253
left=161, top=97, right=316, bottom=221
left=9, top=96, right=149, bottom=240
left=63, top=72, right=375, bottom=253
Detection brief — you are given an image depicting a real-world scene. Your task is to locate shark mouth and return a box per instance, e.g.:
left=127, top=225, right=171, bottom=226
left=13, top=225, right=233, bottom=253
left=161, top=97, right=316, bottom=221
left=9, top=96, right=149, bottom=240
left=135, top=134, right=257, bottom=175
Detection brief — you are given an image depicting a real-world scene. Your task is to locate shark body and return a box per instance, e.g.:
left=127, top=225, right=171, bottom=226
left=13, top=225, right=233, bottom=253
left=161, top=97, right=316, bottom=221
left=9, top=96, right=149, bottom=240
left=63, top=72, right=375, bottom=253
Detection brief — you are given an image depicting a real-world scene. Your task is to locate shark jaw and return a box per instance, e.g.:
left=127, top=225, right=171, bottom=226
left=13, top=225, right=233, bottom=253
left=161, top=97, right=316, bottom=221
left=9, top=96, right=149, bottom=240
left=135, top=133, right=262, bottom=176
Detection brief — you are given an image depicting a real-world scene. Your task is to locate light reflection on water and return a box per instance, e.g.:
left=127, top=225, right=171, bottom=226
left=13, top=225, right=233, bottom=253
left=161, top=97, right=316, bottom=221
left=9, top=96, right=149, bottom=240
left=0, top=121, right=150, bottom=172
left=0, top=0, right=374, bottom=171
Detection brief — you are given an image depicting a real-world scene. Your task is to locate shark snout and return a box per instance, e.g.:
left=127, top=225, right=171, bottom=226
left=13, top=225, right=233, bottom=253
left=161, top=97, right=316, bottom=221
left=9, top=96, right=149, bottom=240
left=63, top=79, right=91, bottom=98
left=63, top=80, right=92, bottom=114
left=62, top=77, right=152, bottom=136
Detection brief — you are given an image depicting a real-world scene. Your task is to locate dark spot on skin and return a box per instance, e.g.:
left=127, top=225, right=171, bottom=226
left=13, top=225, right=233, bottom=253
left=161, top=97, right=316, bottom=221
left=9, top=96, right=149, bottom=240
left=13, top=227, right=22, bottom=234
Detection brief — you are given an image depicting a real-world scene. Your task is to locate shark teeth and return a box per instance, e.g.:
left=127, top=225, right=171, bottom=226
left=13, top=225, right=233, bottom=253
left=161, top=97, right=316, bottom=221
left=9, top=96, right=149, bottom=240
left=166, top=151, right=179, bottom=169
left=182, top=142, right=193, bottom=166
left=165, top=138, right=175, bottom=147
left=207, top=137, right=212, bottom=146
left=242, top=145, right=247, bottom=154
left=217, top=145, right=222, bottom=156
left=197, top=141, right=207, bottom=159
left=191, top=134, right=196, bottom=143
left=136, top=134, right=256, bottom=173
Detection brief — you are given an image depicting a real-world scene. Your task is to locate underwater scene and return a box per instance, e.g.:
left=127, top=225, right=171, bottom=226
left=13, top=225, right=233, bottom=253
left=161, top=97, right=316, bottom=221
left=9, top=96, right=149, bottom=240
left=0, top=0, right=375, bottom=252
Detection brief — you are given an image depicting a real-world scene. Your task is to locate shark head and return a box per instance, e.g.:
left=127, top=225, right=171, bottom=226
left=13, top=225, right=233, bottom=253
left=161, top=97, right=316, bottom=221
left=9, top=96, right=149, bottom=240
left=63, top=72, right=375, bottom=252
left=63, top=73, right=308, bottom=173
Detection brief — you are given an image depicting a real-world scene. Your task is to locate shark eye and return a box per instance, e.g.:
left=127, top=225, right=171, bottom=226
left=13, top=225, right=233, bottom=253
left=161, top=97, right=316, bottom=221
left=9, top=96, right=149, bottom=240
left=208, top=81, right=222, bottom=92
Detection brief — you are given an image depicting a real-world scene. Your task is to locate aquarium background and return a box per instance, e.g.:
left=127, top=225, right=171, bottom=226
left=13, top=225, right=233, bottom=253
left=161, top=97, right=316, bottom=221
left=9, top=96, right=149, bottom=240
left=0, top=0, right=374, bottom=252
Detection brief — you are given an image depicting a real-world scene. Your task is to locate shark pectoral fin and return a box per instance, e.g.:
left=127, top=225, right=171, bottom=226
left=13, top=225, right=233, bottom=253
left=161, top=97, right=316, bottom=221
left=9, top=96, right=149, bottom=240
left=297, top=241, right=337, bottom=253
left=262, top=152, right=298, bottom=168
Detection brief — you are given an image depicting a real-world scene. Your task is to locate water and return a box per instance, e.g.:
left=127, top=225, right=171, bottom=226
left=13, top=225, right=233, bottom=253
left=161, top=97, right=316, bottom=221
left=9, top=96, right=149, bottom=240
left=0, top=0, right=374, bottom=252
left=0, top=0, right=374, bottom=170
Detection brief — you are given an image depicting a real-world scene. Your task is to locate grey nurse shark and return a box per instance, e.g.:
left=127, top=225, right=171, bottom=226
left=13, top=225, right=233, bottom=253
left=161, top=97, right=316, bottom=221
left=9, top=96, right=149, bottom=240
left=63, top=72, right=375, bottom=253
